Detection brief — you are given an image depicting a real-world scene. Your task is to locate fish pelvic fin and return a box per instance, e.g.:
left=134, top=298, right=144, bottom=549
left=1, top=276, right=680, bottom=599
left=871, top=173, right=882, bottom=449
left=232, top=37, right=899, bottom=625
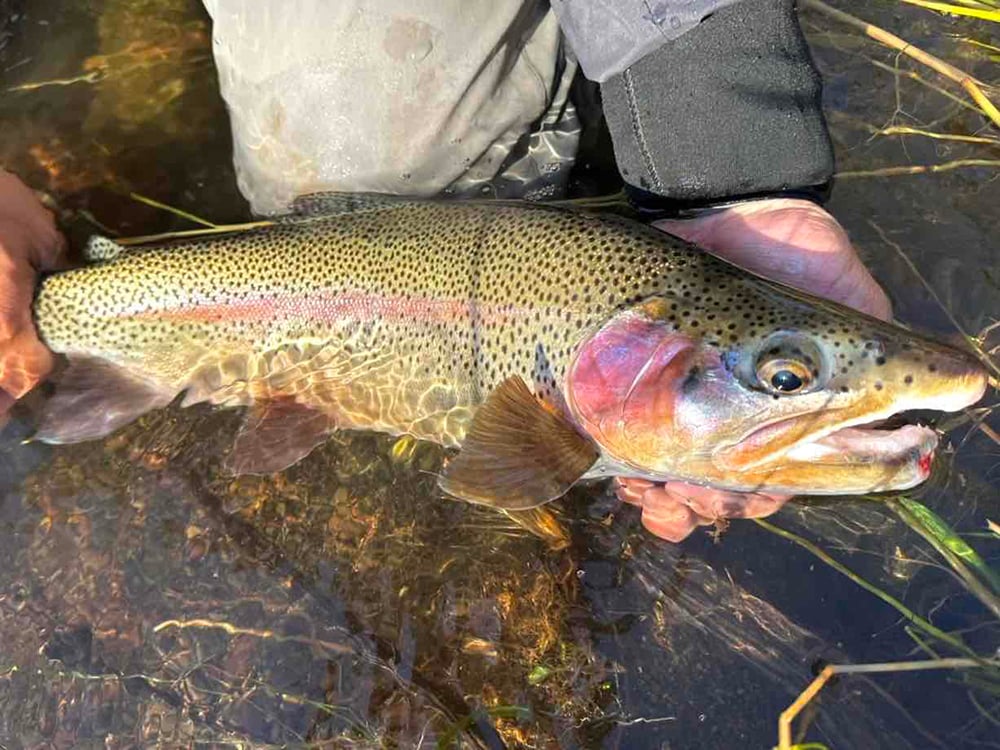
left=33, top=356, right=176, bottom=443
left=439, top=376, right=599, bottom=510
left=224, top=398, right=336, bottom=476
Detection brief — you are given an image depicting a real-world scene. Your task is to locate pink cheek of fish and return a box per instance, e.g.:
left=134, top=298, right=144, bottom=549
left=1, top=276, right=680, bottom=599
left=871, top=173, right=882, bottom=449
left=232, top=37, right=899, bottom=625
left=566, top=315, right=697, bottom=462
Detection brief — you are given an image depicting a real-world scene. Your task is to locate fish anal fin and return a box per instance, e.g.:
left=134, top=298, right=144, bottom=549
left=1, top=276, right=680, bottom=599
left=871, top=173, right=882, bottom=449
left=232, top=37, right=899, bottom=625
left=439, top=376, right=598, bottom=510
left=34, top=356, right=175, bottom=443
left=225, top=399, right=335, bottom=476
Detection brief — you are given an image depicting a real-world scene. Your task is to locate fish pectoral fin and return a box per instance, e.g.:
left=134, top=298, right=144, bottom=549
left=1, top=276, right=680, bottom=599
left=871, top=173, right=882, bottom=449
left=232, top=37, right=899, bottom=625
left=224, top=399, right=335, bottom=476
left=34, top=356, right=175, bottom=443
left=439, top=376, right=599, bottom=510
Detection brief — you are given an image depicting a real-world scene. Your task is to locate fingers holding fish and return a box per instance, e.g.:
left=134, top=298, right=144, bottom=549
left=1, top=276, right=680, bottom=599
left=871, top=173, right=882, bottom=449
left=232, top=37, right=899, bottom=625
left=615, top=477, right=791, bottom=542
left=0, top=170, right=68, bottom=424
left=0, top=169, right=68, bottom=270
left=653, top=198, right=893, bottom=322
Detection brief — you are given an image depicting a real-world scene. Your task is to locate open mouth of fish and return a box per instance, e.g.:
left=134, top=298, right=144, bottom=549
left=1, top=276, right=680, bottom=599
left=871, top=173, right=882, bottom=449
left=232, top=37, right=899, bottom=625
left=731, top=367, right=991, bottom=478
left=723, top=407, right=945, bottom=476
left=781, top=418, right=938, bottom=469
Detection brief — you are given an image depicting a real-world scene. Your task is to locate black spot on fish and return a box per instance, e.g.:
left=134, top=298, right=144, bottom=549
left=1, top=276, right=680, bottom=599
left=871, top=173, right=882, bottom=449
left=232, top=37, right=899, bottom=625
left=682, top=366, right=702, bottom=393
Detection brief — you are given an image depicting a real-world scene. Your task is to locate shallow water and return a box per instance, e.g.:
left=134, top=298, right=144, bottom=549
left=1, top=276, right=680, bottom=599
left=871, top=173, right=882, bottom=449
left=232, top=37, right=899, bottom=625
left=0, top=1, right=998, bottom=747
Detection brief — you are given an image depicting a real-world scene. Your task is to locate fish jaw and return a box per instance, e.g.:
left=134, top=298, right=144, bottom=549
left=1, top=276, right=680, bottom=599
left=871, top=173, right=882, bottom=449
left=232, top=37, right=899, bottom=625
left=566, top=297, right=990, bottom=496
left=701, top=363, right=986, bottom=494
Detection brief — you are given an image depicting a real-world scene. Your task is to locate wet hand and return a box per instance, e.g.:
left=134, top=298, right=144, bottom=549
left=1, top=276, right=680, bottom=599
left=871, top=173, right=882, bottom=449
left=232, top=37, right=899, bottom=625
left=618, top=198, right=892, bottom=542
left=0, top=170, right=67, bottom=427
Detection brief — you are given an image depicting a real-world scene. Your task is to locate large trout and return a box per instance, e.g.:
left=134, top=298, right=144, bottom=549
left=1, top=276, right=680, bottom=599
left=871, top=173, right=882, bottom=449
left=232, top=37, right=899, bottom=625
left=32, top=196, right=988, bottom=508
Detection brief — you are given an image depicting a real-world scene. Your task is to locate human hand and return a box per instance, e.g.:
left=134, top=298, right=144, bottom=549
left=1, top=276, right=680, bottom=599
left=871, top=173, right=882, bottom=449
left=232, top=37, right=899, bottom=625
left=0, top=169, right=67, bottom=428
left=617, top=198, right=892, bottom=542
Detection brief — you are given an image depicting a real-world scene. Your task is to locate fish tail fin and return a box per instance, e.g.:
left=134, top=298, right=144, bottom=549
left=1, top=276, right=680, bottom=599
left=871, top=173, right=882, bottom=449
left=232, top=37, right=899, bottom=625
left=33, top=356, right=177, bottom=444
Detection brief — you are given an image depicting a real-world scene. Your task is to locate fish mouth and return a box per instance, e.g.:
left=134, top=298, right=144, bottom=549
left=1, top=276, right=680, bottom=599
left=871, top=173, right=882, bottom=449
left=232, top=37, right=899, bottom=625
left=781, top=421, right=938, bottom=471
left=715, top=413, right=943, bottom=494
left=717, top=370, right=988, bottom=493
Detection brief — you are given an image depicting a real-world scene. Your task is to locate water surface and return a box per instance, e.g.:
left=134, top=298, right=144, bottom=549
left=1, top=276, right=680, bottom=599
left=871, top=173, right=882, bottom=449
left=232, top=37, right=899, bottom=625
left=0, top=1, right=997, bottom=747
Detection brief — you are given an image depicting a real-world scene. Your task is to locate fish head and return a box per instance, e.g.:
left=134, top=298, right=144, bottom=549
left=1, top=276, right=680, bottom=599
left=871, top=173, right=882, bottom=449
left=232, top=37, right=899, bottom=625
left=566, top=278, right=989, bottom=495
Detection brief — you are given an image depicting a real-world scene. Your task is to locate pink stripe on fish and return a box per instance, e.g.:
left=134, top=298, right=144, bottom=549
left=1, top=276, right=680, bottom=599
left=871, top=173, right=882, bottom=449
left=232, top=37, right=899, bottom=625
left=122, top=291, right=527, bottom=326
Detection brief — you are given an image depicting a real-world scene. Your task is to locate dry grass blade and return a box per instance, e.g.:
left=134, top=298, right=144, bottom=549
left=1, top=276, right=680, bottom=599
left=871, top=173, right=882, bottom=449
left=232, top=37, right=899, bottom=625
left=116, top=220, right=275, bottom=246
left=777, top=658, right=1000, bottom=749
left=153, top=617, right=355, bottom=655
left=6, top=71, right=104, bottom=92
left=837, top=159, right=1000, bottom=178
left=898, top=0, right=1000, bottom=22
left=961, top=37, right=1000, bottom=59
left=868, top=220, right=1000, bottom=382
left=801, top=0, right=1000, bottom=128
left=874, top=125, right=1000, bottom=146
left=128, top=191, right=218, bottom=228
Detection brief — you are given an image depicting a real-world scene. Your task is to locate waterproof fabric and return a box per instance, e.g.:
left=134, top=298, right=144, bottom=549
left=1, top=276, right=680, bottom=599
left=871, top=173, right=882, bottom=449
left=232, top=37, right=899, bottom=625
left=600, top=0, right=834, bottom=207
left=551, top=0, right=744, bottom=82
left=203, top=0, right=832, bottom=215
left=202, top=0, right=580, bottom=214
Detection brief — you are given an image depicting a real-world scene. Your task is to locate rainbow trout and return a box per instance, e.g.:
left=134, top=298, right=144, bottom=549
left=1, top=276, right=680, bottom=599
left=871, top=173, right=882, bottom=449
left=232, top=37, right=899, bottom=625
left=32, top=196, right=988, bottom=507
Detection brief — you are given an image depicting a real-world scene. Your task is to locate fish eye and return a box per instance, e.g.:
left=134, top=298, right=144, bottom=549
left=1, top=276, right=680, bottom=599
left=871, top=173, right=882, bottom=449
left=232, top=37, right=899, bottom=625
left=756, top=358, right=812, bottom=395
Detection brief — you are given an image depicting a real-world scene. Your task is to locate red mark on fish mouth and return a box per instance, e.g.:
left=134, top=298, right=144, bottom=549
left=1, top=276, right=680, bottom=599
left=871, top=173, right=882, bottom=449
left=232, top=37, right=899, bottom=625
left=918, top=451, right=933, bottom=476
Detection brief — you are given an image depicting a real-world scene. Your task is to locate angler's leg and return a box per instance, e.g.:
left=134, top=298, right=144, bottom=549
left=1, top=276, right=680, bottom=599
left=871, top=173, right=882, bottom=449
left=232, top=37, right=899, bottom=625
left=201, top=0, right=579, bottom=214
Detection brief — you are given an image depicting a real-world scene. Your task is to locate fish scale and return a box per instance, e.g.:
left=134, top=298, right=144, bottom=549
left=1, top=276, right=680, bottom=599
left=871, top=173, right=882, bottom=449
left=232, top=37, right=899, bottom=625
left=31, top=197, right=987, bottom=504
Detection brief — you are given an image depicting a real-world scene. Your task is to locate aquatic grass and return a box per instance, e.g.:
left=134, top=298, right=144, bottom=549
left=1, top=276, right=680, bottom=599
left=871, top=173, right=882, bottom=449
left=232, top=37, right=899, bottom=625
left=116, top=190, right=277, bottom=245
left=5, top=71, right=105, bottom=93
left=753, top=519, right=982, bottom=657
left=128, top=190, right=218, bottom=227
left=801, top=0, right=1000, bottom=128
left=896, top=0, right=1000, bottom=23
left=758, top=510, right=1000, bottom=747
left=859, top=56, right=993, bottom=118
left=869, top=220, right=1000, bottom=385
left=116, top=220, right=276, bottom=246
left=546, top=190, right=630, bottom=210
left=885, top=497, right=1000, bottom=619
left=775, top=657, right=1000, bottom=749
left=872, top=125, right=1000, bottom=146
left=960, top=37, right=1000, bottom=61
left=435, top=704, right=531, bottom=750
left=836, top=159, right=1000, bottom=178
left=153, top=617, right=355, bottom=655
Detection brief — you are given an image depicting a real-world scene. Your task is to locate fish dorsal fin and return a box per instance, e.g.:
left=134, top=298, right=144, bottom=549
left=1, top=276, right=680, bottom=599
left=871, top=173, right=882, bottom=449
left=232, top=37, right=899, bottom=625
left=280, top=192, right=415, bottom=221
left=439, top=376, right=599, bottom=510
left=224, top=398, right=336, bottom=476
left=33, top=356, right=175, bottom=443
left=83, top=235, right=126, bottom=262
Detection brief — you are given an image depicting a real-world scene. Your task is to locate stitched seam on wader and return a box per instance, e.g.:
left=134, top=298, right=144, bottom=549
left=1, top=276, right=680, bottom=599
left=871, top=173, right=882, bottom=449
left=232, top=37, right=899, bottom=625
left=623, top=68, right=662, bottom=193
